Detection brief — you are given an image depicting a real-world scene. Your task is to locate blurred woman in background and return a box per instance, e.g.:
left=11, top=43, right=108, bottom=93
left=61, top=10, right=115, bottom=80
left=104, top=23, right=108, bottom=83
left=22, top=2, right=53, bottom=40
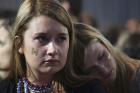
left=0, top=18, right=13, bottom=80
left=64, top=23, right=140, bottom=93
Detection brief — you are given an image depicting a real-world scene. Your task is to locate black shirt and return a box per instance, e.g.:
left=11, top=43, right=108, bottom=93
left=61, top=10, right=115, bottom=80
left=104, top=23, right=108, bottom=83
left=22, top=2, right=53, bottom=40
left=65, top=80, right=108, bottom=93
left=0, top=80, right=16, bottom=93
left=0, top=79, right=108, bottom=93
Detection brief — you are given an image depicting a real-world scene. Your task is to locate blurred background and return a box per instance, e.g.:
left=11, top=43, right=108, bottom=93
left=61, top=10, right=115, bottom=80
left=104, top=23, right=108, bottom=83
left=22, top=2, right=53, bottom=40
left=1, top=0, right=140, bottom=30
left=1, top=0, right=140, bottom=59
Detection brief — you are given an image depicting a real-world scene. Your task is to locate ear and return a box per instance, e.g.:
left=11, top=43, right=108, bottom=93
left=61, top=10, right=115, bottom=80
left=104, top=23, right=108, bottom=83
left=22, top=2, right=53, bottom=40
left=18, top=46, right=24, bottom=54
left=15, top=35, right=24, bottom=54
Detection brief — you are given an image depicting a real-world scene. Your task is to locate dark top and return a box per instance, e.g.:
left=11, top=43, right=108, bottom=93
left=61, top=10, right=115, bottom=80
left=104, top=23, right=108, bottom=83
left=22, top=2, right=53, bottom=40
left=65, top=80, right=109, bottom=93
left=130, top=67, right=140, bottom=93
left=0, top=79, right=108, bottom=93
left=0, top=80, right=16, bottom=93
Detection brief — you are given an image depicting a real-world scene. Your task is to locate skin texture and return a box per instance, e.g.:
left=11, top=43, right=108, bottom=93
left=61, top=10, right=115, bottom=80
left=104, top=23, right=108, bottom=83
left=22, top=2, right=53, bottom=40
left=19, top=15, right=69, bottom=84
left=0, top=26, right=12, bottom=79
left=84, top=41, right=116, bottom=81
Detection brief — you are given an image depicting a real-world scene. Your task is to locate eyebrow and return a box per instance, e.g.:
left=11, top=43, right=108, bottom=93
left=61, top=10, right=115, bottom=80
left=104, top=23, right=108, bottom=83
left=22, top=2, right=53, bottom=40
left=58, top=33, right=69, bottom=36
left=34, top=32, right=69, bottom=36
left=34, top=33, right=47, bottom=37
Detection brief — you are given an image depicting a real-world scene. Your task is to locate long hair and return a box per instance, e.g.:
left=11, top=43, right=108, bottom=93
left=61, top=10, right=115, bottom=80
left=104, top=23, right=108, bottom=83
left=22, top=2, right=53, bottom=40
left=12, top=0, right=74, bottom=81
left=64, top=23, right=140, bottom=93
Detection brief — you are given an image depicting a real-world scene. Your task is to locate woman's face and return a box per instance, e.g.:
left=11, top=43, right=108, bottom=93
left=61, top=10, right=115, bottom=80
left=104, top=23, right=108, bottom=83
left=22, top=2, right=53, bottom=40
left=84, top=41, right=116, bottom=81
left=0, top=26, right=12, bottom=70
left=19, top=15, right=69, bottom=76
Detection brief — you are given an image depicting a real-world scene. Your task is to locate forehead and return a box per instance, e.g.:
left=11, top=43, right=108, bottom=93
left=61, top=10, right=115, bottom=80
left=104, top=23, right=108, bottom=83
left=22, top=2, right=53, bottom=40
left=26, top=15, right=68, bottom=34
left=86, top=41, right=108, bottom=53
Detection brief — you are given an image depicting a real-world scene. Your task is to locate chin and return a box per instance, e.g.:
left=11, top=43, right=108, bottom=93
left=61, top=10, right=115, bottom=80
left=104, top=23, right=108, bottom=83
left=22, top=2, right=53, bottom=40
left=39, top=67, right=53, bottom=73
left=41, top=67, right=61, bottom=74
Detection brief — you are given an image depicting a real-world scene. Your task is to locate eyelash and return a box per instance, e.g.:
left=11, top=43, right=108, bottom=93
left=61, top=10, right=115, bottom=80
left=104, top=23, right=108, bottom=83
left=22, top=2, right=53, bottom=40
left=36, top=36, right=49, bottom=44
left=97, top=52, right=106, bottom=61
left=35, top=35, right=67, bottom=45
left=56, top=36, right=67, bottom=43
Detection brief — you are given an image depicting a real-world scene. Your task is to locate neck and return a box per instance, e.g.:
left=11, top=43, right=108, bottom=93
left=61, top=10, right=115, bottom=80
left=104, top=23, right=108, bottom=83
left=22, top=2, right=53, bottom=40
left=26, top=69, right=54, bottom=86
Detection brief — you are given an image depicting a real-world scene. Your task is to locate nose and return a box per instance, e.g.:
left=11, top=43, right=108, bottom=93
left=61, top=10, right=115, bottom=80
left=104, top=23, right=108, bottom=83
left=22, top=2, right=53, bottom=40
left=46, top=42, right=57, bottom=57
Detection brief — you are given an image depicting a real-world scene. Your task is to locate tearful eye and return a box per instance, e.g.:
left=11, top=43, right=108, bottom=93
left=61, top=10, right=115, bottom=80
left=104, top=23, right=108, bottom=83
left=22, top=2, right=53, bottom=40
left=56, top=36, right=67, bottom=43
left=97, top=51, right=106, bottom=61
left=36, top=36, right=49, bottom=44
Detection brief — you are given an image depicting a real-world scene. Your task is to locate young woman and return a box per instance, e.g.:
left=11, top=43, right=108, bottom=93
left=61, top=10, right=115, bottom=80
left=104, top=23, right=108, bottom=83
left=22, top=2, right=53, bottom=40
left=0, top=0, right=108, bottom=93
left=0, top=0, right=74, bottom=92
left=64, top=23, right=140, bottom=93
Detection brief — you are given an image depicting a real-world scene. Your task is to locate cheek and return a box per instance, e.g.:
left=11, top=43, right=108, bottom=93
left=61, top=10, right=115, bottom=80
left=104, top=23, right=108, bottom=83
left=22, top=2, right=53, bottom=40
left=31, top=47, right=39, bottom=56
left=31, top=47, right=47, bottom=59
left=110, top=58, right=116, bottom=71
left=106, top=56, right=115, bottom=69
left=85, top=51, right=93, bottom=64
left=24, top=45, right=41, bottom=59
left=62, top=42, right=69, bottom=55
left=62, top=47, right=69, bottom=61
left=95, top=63, right=105, bottom=71
left=90, top=63, right=106, bottom=79
left=59, top=44, right=69, bottom=66
left=93, top=61, right=108, bottom=74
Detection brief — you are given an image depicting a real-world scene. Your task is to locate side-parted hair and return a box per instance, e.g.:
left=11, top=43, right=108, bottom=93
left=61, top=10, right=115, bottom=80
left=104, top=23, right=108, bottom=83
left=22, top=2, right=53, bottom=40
left=12, top=0, right=74, bottom=81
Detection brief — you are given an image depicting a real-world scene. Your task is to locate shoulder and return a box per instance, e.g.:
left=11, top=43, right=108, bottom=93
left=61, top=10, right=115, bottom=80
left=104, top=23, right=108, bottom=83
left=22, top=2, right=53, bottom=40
left=0, top=79, right=16, bottom=93
left=66, top=80, right=108, bottom=93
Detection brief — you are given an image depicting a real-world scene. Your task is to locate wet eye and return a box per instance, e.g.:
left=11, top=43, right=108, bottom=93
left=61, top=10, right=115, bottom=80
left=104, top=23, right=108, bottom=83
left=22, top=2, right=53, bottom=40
left=97, top=52, right=106, bottom=61
left=56, top=36, right=67, bottom=43
left=36, top=36, right=49, bottom=44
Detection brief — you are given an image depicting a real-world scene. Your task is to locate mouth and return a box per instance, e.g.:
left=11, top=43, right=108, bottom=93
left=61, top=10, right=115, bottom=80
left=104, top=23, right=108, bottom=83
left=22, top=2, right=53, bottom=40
left=43, top=59, right=60, bottom=64
left=104, top=70, right=113, bottom=80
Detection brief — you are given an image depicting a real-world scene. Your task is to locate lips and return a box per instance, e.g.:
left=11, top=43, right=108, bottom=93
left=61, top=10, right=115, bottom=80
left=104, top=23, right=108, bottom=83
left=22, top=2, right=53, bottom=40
left=104, top=70, right=112, bottom=80
left=43, top=59, right=60, bottom=63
